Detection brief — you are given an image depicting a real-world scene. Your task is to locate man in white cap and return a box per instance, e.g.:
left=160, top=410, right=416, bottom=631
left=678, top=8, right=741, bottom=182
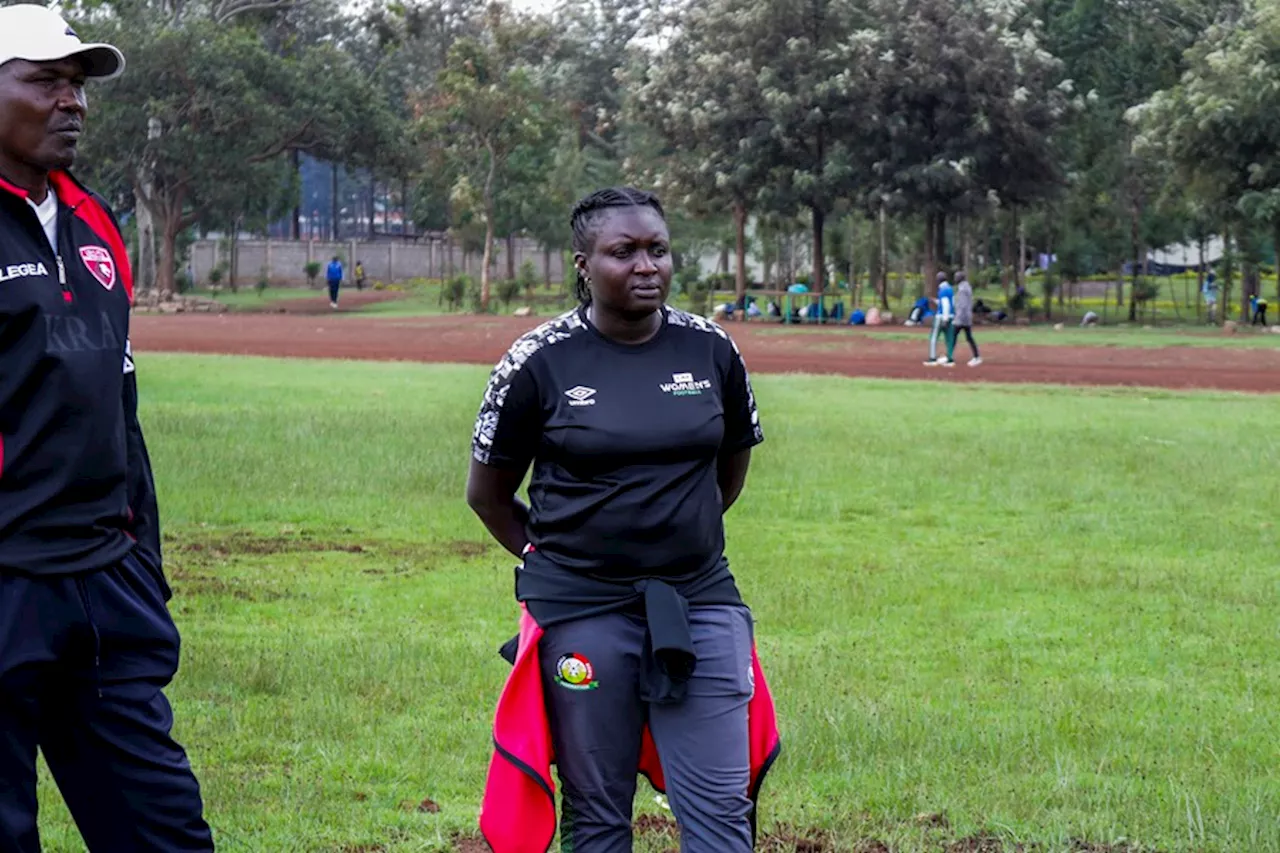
left=0, top=6, right=214, bottom=851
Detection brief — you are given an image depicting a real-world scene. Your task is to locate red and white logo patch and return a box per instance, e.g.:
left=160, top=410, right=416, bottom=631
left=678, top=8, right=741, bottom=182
left=80, top=246, right=116, bottom=291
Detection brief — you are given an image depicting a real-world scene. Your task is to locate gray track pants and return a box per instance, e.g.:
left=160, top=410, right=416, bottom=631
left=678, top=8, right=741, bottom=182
left=539, top=604, right=755, bottom=853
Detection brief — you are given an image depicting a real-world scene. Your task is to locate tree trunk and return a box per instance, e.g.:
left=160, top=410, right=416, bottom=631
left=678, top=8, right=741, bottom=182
left=228, top=216, right=240, bottom=293
left=290, top=149, right=301, bottom=240
left=1015, top=210, right=1025, bottom=293
left=1222, top=222, right=1234, bottom=326
left=924, top=213, right=937, bottom=296
left=480, top=140, right=497, bottom=312
left=369, top=176, right=377, bottom=240
left=1128, top=198, right=1141, bottom=322
left=158, top=219, right=177, bottom=298
left=543, top=247, right=552, bottom=288
left=1001, top=210, right=1013, bottom=301
left=384, top=182, right=392, bottom=237
left=961, top=215, right=971, bottom=278
left=1197, top=239, right=1205, bottom=320
left=811, top=204, right=825, bottom=294
left=1240, top=226, right=1258, bottom=322
left=331, top=163, right=340, bottom=241
left=402, top=175, right=411, bottom=238
left=133, top=185, right=158, bottom=295
left=733, top=202, right=748, bottom=315
left=506, top=232, right=516, bottom=281
left=1273, top=220, right=1280, bottom=306
left=878, top=204, right=889, bottom=310
left=935, top=213, right=948, bottom=279
left=849, top=213, right=860, bottom=297
left=157, top=201, right=183, bottom=299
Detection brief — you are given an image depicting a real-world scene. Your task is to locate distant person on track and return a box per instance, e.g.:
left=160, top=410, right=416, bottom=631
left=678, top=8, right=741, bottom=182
left=0, top=6, right=213, bottom=850
left=467, top=186, right=779, bottom=853
left=326, top=255, right=343, bottom=308
left=925, top=271, right=956, bottom=367
left=952, top=271, right=981, bottom=366
left=1202, top=272, right=1218, bottom=323
left=906, top=295, right=930, bottom=325
left=354, top=260, right=366, bottom=291
left=1251, top=293, right=1268, bottom=326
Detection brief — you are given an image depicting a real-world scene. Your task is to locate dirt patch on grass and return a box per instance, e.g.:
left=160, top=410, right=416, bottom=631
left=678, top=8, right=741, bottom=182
left=168, top=530, right=369, bottom=558
left=632, top=815, right=836, bottom=852
left=161, top=529, right=491, bottom=600
left=455, top=822, right=1143, bottom=853
left=452, top=838, right=490, bottom=853
left=165, top=530, right=488, bottom=567
left=447, top=540, right=490, bottom=558
left=947, top=835, right=1013, bottom=852
left=163, top=570, right=289, bottom=603
left=633, top=813, right=678, bottom=837
left=759, top=824, right=837, bottom=852
left=943, top=836, right=1144, bottom=853
left=855, top=842, right=893, bottom=853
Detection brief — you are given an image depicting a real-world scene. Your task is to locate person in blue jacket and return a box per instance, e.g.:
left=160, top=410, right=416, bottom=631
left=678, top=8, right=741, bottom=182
left=326, top=255, right=343, bottom=308
left=924, top=272, right=955, bottom=367
left=906, top=295, right=931, bottom=325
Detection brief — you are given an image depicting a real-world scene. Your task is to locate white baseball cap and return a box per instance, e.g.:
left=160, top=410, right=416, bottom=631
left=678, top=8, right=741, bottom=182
left=0, top=5, right=124, bottom=80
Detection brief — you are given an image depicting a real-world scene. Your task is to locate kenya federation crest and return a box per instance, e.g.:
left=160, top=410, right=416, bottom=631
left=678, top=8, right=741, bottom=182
left=80, top=246, right=116, bottom=291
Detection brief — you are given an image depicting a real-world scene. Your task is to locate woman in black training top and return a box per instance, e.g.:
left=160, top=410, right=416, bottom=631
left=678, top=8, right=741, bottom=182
left=468, top=187, right=779, bottom=853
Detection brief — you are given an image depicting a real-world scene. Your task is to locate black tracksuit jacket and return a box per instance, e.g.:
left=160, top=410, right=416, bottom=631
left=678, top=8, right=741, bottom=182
left=0, top=170, right=160, bottom=577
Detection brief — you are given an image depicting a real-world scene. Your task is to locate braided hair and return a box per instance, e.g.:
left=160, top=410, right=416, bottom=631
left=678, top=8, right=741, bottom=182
left=569, top=187, right=666, bottom=304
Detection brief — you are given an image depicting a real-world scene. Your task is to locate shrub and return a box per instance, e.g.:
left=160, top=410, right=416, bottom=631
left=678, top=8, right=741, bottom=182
left=518, top=260, right=540, bottom=299
left=497, top=278, right=522, bottom=311
left=443, top=274, right=469, bottom=311
left=304, top=261, right=322, bottom=288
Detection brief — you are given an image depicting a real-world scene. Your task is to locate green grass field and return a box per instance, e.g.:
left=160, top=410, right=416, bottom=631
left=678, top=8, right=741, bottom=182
left=35, top=356, right=1280, bottom=852
left=186, top=286, right=329, bottom=310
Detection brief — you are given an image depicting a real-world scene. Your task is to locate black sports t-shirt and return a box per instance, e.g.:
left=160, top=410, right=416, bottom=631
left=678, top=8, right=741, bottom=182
left=472, top=305, right=763, bottom=580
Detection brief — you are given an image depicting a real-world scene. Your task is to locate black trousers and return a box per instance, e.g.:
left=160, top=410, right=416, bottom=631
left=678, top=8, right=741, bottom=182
left=954, top=324, right=980, bottom=358
left=0, top=553, right=213, bottom=852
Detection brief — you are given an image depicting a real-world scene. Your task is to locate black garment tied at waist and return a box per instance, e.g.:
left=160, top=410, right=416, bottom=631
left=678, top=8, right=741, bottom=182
left=499, top=548, right=746, bottom=704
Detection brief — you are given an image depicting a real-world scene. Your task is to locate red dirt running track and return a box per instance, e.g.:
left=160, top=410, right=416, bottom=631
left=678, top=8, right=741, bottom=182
left=131, top=310, right=1280, bottom=393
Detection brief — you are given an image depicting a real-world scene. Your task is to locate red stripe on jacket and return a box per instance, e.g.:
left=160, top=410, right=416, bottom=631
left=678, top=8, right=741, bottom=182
left=49, top=172, right=134, bottom=304
left=480, top=605, right=781, bottom=853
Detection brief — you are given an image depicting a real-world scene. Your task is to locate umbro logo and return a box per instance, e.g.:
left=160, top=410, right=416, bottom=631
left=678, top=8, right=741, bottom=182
left=565, top=386, right=597, bottom=407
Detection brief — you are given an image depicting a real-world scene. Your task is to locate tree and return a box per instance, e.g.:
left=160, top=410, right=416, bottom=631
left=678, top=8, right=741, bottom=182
left=635, top=0, right=780, bottom=312
left=754, top=0, right=877, bottom=294
left=419, top=5, right=559, bottom=311
left=867, top=0, right=1071, bottom=295
left=1040, top=0, right=1218, bottom=317
left=1131, top=0, right=1280, bottom=320
left=548, top=0, right=656, bottom=163
left=76, top=4, right=400, bottom=296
